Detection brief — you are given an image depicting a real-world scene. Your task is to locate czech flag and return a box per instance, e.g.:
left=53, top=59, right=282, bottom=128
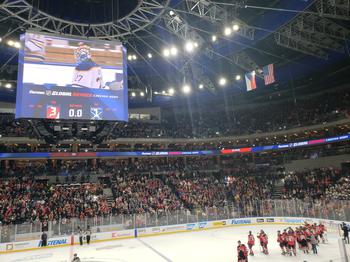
left=245, top=71, right=257, bottom=91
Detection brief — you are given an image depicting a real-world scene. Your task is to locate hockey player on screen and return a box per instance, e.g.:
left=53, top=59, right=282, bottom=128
left=72, top=43, right=104, bottom=89
left=247, top=231, right=255, bottom=256
left=237, top=240, right=248, bottom=262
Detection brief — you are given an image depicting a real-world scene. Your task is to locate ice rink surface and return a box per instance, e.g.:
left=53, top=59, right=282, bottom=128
left=1, top=224, right=343, bottom=262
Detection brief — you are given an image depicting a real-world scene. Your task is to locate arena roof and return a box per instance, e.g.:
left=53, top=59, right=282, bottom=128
left=0, top=0, right=349, bottom=107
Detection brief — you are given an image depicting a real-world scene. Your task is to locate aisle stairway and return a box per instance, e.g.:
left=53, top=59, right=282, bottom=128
left=103, top=188, right=115, bottom=206
left=272, top=180, right=285, bottom=199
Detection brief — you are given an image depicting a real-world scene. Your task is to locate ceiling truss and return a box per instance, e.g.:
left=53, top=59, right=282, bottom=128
left=0, top=0, right=170, bottom=39
left=275, top=0, right=350, bottom=59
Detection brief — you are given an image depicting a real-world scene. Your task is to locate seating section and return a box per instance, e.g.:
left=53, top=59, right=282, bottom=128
left=0, top=165, right=348, bottom=225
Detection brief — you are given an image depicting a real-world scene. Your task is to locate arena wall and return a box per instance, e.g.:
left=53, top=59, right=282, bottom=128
left=0, top=217, right=343, bottom=254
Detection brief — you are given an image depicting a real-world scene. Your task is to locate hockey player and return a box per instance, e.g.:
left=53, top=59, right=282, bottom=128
left=319, top=223, right=327, bottom=243
left=247, top=231, right=255, bottom=256
left=299, top=229, right=309, bottom=254
left=72, top=43, right=104, bottom=89
left=257, top=230, right=269, bottom=255
left=277, top=230, right=286, bottom=255
left=287, top=230, right=297, bottom=256
left=237, top=240, right=248, bottom=262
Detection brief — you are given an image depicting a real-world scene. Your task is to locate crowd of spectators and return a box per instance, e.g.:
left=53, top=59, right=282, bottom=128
left=282, top=167, right=342, bottom=200
left=0, top=180, right=108, bottom=224
left=0, top=154, right=349, bottom=226
left=110, top=89, right=350, bottom=139
left=111, top=175, right=182, bottom=215
left=0, top=89, right=348, bottom=143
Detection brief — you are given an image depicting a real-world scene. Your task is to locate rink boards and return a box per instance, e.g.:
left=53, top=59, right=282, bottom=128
left=0, top=216, right=342, bottom=254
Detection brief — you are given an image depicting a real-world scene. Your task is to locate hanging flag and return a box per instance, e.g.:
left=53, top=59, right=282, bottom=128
left=263, top=63, right=275, bottom=85
left=245, top=71, right=257, bottom=91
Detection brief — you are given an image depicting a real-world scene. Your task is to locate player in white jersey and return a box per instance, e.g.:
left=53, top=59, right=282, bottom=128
left=72, top=43, right=104, bottom=89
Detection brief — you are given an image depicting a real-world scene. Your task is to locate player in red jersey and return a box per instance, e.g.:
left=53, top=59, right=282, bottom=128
left=237, top=240, right=249, bottom=262
left=299, top=229, right=309, bottom=254
left=287, top=230, right=297, bottom=256
left=277, top=230, right=286, bottom=255
left=318, top=223, right=326, bottom=243
left=247, top=231, right=255, bottom=256
left=257, top=230, right=269, bottom=255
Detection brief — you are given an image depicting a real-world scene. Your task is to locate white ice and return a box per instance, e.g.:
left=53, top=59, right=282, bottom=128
left=1, top=224, right=343, bottom=262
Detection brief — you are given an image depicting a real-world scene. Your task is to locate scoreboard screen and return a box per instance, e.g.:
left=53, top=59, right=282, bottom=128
left=15, top=32, right=128, bottom=121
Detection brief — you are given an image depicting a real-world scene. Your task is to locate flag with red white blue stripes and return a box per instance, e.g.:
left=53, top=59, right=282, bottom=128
left=245, top=71, right=257, bottom=91
left=263, top=63, right=275, bottom=85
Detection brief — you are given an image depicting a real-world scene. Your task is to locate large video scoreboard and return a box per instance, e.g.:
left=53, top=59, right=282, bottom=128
left=15, top=32, right=128, bottom=121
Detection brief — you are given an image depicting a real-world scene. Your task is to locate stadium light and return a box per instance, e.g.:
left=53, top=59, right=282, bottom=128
left=193, top=42, right=199, bottom=48
left=0, top=37, right=2, bottom=43
left=224, top=27, right=232, bottom=36
left=232, top=24, right=240, bottom=31
left=212, top=35, right=217, bottom=42
left=127, top=55, right=133, bottom=61
left=132, top=55, right=137, bottom=60
left=147, top=53, right=153, bottom=59
left=140, top=91, right=145, bottom=97
left=131, top=92, right=136, bottom=97
left=199, top=84, right=204, bottom=89
left=163, top=48, right=170, bottom=57
left=218, top=77, right=227, bottom=86
left=169, top=10, right=175, bottom=16
left=185, top=41, right=195, bottom=53
left=182, top=84, right=191, bottom=94
left=170, top=46, right=178, bottom=56
left=4, top=83, right=12, bottom=89
left=235, top=75, right=241, bottom=81
left=7, top=40, right=14, bottom=46
left=168, top=88, right=175, bottom=95
left=14, top=42, right=21, bottom=49
left=162, top=90, right=166, bottom=95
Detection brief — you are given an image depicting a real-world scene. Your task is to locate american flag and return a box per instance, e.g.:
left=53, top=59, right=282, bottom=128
left=263, top=63, right=275, bottom=85
left=245, top=71, right=257, bottom=91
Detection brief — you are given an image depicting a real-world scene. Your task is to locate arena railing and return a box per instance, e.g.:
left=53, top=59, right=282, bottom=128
left=0, top=199, right=349, bottom=243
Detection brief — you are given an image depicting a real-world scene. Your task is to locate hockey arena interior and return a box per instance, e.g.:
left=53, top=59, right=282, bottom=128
left=0, top=0, right=350, bottom=261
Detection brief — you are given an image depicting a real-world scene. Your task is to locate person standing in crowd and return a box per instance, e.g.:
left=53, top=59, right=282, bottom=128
left=78, top=226, right=84, bottom=245
left=71, top=253, right=81, bottom=262
left=40, top=231, right=48, bottom=247
left=86, top=226, right=92, bottom=245
left=341, top=222, right=349, bottom=244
